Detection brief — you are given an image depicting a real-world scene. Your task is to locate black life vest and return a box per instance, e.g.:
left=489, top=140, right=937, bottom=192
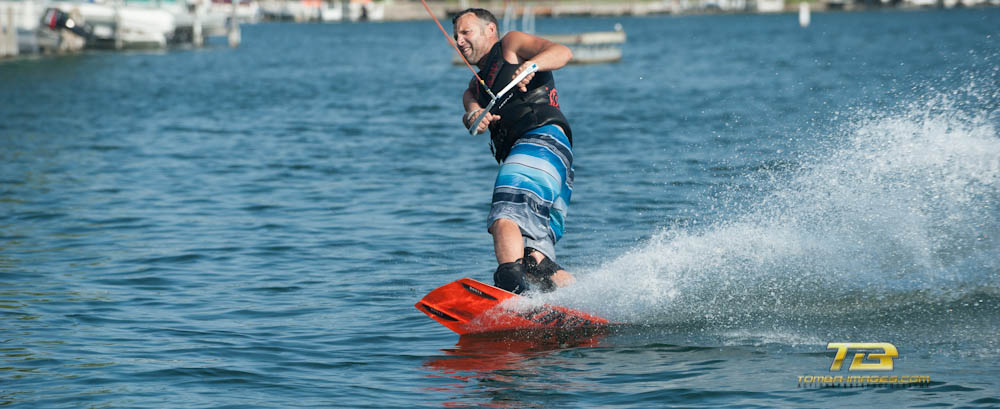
left=475, top=42, right=572, bottom=162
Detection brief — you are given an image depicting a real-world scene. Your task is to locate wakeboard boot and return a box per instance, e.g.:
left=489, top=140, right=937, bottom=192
left=523, top=247, right=560, bottom=293
left=493, top=259, right=530, bottom=294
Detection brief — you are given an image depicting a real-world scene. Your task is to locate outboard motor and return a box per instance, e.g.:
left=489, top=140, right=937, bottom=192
left=41, top=8, right=92, bottom=39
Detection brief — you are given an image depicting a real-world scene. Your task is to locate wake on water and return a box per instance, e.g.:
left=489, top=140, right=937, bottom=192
left=541, top=83, right=1000, bottom=347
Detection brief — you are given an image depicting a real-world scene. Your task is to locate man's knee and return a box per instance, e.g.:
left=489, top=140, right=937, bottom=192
left=488, top=218, right=519, bottom=235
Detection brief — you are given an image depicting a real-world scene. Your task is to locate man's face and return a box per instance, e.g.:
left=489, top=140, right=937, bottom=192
left=453, top=13, right=495, bottom=65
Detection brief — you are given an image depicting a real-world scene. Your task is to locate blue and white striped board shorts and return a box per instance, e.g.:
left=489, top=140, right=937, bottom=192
left=487, top=124, right=574, bottom=261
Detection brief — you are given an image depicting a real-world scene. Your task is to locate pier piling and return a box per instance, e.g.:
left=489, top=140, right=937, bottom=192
left=228, top=1, right=240, bottom=48
left=2, top=7, right=18, bottom=58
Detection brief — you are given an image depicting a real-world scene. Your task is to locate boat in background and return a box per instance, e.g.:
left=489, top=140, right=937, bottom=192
left=320, top=0, right=342, bottom=22
left=259, top=0, right=381, bottom=22
left=50, top=1, right=177, bottom=48
left=1, top=0, right=235, bottom=53
left=540, top=25, right=625, bottom=65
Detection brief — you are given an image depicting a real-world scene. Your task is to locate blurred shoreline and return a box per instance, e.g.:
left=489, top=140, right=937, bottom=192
left=1, top=0, right=997, bottom=59
left=370, top=0, right=1000, bottom=22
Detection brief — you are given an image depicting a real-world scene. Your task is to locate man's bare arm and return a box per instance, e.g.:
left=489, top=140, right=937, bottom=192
left=501, top=31, right=573, bottom=91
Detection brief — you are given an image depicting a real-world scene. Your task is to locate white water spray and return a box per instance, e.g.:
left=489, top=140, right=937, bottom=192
left=551, top=88, right=1000, bottom=328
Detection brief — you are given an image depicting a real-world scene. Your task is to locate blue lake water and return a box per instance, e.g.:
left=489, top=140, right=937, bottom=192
left=2, top=8, right=999, bottom=408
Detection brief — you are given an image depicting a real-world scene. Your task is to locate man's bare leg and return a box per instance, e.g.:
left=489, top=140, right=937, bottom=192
left=489, top=218, right=523, bottom=264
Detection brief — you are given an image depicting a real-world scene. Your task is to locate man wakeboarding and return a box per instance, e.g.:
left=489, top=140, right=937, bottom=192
left=453, top=8, right=576, bottom=295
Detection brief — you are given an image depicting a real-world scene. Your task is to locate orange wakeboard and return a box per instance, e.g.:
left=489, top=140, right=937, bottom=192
left=415, top=278, right=609, bottom=335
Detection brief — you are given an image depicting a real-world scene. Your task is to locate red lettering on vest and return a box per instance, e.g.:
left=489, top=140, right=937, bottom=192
left=548, top=88, right=559, bottom=109
left=486, top=60, right=501, bottom=88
